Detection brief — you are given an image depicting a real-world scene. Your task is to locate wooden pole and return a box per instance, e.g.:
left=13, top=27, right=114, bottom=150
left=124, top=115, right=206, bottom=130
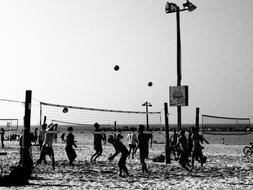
left=43, top=116, right=47, bottom=125
left=21, top=90, right=33, bottom=176
left=164, top=102, right=171, bottom=164
left=176, top=7, right=182, bottom=131
left=39, top=102, right=42, bottom=126
left=145, top=101, right=149, bottom=131
left=195, top=107, right=200, bottom=133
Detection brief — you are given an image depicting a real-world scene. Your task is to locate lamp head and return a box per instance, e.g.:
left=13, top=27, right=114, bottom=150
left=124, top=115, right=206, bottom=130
left=183, top=0, right=197, bottom=12
left=165, top=2, right=178, bottom=13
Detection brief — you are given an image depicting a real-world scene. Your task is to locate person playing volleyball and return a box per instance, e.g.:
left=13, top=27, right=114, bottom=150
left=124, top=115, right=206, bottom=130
left=90, top=123, right=105, bottom=163
left=108, top=134, right=129, bottom=177
left=127, top=127, right=138, bottom=159
left=191, top=127, right=209, bottom=169
left=134, top=125, right=150, bottom=175
left=34, top=123, right=57, bottom=170
left=65, top=127, right=77, bottom=166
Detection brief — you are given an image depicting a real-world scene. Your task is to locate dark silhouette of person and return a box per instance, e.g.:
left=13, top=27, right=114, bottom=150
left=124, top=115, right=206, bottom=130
left=65, top=127, right=77, bottom=166
left=174, top=129, right=190, bottom=171
left=187, top=128, right=193, bottom=158
left=37, top=124, right=47, bottom=164
left=170, top=129, right=178, bottom=160
left=90, top=123, right=105, bottom=163
left=127, top=128, right=138, bottom=159
left=0, top=128, right=5, bottom=149
left=108, top=134, right=129, bottom=177
left=53, top=124, right=58, bottom=142
left=102, top=131, right=107, bottom=145
left=61, top=133, right=65, bottom=142
left=148, top=129, right=153, bottom=148
left=34, top=128, right=38, bottom=145
left=191, top=127, right=209, bottom=168
left=134, top=125, right=150, bottom=175
left=34, top=123, right=57, bottom=170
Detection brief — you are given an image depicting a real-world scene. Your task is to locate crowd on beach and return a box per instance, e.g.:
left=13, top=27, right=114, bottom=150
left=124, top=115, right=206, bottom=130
left=21, top=122, right=208, bottom=177
left=0, top=122, right=210, bottom=178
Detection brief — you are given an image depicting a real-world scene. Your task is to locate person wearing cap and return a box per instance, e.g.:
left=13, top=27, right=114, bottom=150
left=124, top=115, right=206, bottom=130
left=90, top=123, right=105, bottom=163
left=65, top=127, right=77, bottom=166
left=108, top=134, right=129, bottom=177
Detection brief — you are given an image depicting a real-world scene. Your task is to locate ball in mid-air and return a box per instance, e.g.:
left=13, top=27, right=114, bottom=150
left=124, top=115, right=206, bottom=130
left=114, top=65, right=119, bottom=71
left=148, top=82, right=153, bottom=87
left=63, top=107, right=68, bottom=113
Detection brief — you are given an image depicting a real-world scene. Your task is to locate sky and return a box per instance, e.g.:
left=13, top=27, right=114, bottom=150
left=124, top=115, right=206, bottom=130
left=0, top=0, right=253, bottom=125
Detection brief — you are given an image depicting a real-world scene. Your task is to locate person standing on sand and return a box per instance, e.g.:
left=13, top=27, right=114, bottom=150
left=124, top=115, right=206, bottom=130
left=37, top=124, right=47, bottom=164
left=61, top=133, right=65, bottom=142
left=108, top=134, right=129, bottom=177
left=33, top=127, right=38, bottom=145
left=187, top=128, right=193, bottom=158
left=170, top=129, right=179, bottom=160
left=53, top=124, right=58, bottom=142
left=134, top=125, right=150, bottom=175
left=127, top=127, right=138, bottom=159
left=38, top=124, right=47, bottom=148
left=148, top=129, right=153, bottom=148
left=0, top=128, right=5, bottom=149
left=65, top=127, right=77, bottom=166
left=34, top=123, right=57, bottom=170
left=191, top=127, right=209, bottom=169
left=90, top=123, right=105, bottom=163
left=173, top=129, right=191, bottom=171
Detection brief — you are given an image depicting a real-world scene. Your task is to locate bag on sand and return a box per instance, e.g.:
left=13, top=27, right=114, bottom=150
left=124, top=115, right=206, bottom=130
left=0, top=166, right=29, bottom=186
left=152, top=154, right=165, bottom=163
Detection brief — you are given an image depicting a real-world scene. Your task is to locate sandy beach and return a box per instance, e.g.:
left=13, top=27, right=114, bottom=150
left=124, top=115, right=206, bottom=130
left=0, top=134, right=252, bottom=190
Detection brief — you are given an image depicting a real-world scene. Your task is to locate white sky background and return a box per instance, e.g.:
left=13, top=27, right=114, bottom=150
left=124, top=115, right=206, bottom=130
left=0, top=0, right=253, bottom=125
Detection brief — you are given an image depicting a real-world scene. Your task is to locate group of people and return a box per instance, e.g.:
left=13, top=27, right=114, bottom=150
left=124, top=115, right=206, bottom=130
left=31, top=122, right=208, bottom=176
left=32, top=122, right=153, bottom=177
left=170, top=127, right=209, bottom=171
left=90, top=123, right=153, bottom=177
left=33, top=123, right=77, bottom=170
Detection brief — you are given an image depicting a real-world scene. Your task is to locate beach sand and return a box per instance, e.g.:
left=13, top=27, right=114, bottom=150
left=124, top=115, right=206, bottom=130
left=0, top=138, right=253, bottom=189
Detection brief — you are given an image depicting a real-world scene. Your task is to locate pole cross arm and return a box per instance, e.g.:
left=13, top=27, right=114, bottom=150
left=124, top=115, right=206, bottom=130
left=165, top=1, right=196, bottom=14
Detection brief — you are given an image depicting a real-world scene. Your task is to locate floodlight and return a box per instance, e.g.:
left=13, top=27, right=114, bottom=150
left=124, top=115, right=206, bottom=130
left=183, top=0, right=197, bottom=12
left=165, top=2, right=178, bottom=13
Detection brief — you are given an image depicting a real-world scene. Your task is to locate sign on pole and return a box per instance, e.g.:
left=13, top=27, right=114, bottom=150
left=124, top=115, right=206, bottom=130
left=169, top=86, right=189, bottom=107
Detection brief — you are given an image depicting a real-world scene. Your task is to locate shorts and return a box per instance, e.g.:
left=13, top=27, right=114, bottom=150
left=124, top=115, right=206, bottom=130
left=94, top=144, right=102, bottom=152
left=129, top=144, right=136, bottom=149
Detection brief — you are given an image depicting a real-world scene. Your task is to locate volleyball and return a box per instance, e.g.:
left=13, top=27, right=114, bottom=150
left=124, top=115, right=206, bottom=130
left=148, top=82, right=153, bottom=87
left=114, top=65, right=119, bottom=71
left=63, top=107, right=68, bottom=113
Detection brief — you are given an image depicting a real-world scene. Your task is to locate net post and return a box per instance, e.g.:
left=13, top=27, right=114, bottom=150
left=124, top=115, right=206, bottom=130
left=164, top=102, right=171, bottom=164
left=195, top=107, right=200, bottom=133
left=43, top=116, right=47, bottom=125
left=20, top=90, right=33, bottom=177
left=40, top=102, right=42, bottom=126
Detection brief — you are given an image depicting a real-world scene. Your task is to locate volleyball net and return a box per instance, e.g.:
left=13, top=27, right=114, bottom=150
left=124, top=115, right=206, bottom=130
left=201, top=114, right=251, bottom=135
left=40, top=102, right=162, bottom=130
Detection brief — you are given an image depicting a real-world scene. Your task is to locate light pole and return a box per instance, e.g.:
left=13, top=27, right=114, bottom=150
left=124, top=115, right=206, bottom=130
left=165, top=0, right=196, bottom=130
left=142, top=101, right=152, bottom=131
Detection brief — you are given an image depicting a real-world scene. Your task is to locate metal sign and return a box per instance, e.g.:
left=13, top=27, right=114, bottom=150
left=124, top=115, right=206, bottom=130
left=169, top=86, right=189, bottom=106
